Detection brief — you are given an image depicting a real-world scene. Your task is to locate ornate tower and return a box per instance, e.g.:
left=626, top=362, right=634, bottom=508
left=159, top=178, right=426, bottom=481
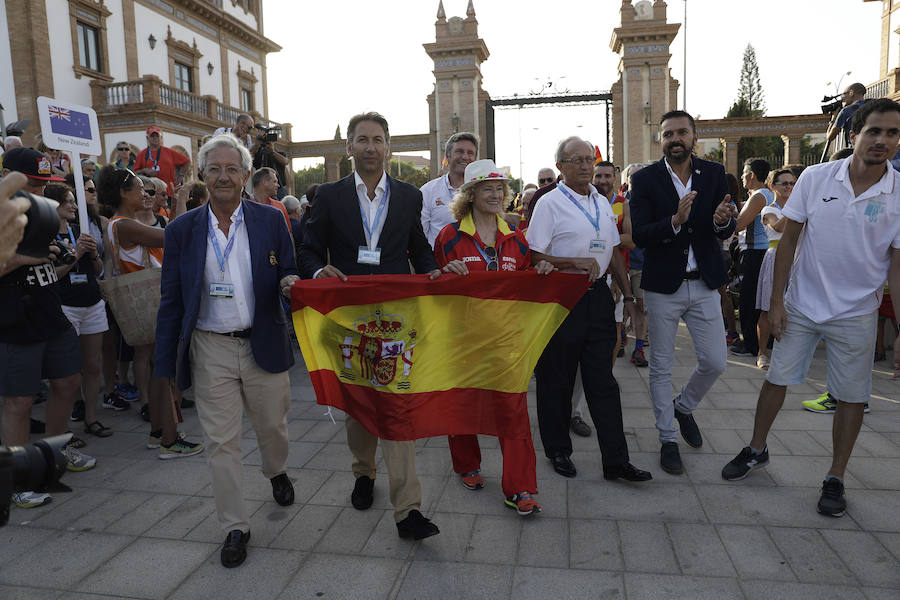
left=610, top=0, right=681, bottom=167
left=424, top=0, right=491, bottom=175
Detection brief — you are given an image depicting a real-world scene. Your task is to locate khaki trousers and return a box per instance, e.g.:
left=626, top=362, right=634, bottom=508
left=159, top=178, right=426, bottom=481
left=345, top=415, right=421, bottom=521
left=190, top=330, right=290, bottom=533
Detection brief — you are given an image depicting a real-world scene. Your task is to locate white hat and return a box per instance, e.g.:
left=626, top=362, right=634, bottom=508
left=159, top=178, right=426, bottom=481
left=459, top=159, right=509, bottom=191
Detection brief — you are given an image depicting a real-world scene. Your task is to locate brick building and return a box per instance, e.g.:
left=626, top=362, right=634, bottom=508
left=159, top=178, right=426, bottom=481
left=1, top=0, right=288, bottom=172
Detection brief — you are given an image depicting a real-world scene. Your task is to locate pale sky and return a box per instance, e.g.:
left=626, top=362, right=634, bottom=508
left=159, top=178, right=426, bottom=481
left=264, top=0, right=882, bottom=183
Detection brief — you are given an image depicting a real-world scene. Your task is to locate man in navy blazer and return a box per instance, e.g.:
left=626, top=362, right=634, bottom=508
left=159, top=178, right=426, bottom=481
left=630, top=110, right=737, bottom=476
left=155, top=133, right=300, bottom=568
left=299, top=112, right=441, bottom=542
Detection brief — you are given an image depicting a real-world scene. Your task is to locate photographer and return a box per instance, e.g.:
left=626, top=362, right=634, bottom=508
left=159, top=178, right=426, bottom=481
left=251, top=124, right=288, bottom=196
left=0, top=172, right=30, bottom=270
left=213, top=114, right=254, bottom=149
left=825, top=83, right=869, bottom=149
left=1, top=153, right=96, bottom=510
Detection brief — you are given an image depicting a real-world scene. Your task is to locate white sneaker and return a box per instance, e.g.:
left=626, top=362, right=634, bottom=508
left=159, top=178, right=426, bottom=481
left=756, top=354, right=770, bottom=370
left=63, top=444, right=97, bottom=472
left=12, top=491, right=52, bottom=508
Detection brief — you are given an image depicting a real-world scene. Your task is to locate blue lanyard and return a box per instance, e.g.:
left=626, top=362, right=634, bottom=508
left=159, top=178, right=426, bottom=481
left=359, top=178, right=390, bottom=248
left=145, top=148, right=160, bottom=168
left=557, top=183, right=601, bottom=234
left=472, top=235, right=496, bottom=266
left=208, top=207, right=243, bottom=278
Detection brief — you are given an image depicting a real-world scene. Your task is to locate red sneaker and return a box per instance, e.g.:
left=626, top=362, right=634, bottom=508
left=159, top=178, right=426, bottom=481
left=504, top=491, right=541, bottom=516
left=631, top=348, right=648, bottom=367
left=460, top=470, right=484, bottom=490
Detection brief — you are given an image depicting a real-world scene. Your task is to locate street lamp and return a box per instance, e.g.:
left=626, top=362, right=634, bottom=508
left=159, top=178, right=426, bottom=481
left=826, top=71, right=852, bottom=95
left=148, top=34, right=157, bottom=50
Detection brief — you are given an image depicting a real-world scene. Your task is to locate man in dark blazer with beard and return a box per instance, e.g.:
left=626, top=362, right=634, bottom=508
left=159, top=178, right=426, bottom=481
left=629, top=109, right=737, bottom=477
left=298, top=111, right=441, bottom=541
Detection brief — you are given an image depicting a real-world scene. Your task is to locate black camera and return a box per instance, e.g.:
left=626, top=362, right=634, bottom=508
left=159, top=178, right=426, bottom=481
left=821, top=94, right=844, bottom=114
left=254, top=123, right=280, bottom=144
left=0, top=434, right=73, bottom=527
left=54, top=244, right=77, bottom=266
left=14, top=190, right=60, bottom=259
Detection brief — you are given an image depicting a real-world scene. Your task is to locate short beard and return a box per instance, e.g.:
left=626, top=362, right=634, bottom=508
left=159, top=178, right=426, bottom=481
left=663, top=142, right=693, bottom=164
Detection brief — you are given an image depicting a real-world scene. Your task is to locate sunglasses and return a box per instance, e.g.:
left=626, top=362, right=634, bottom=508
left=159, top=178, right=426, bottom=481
left=144, top=189, right=156, bottom=196
left=774, top=180, right=796, bottom=187
left=119, top=168, right=135, bottom=188
left=538, top=177, right=553, bottom=184
left=483, top=245, right=498, bottom=271
left=85, top=187, right=96, bottom=193
left=116, top=147, right=129, bottom=151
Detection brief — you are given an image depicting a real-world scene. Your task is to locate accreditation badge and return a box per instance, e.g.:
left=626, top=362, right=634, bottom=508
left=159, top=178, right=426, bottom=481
left=357, top=246, right=382, bottom=265
left=209, top=282, right=235, bottom=298
left=589, top=239, right=607, bottom=253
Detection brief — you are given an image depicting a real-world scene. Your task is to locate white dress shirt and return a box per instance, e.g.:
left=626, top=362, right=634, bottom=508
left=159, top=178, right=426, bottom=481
left=526, top=182, right=620, bottom=274
left=665, top=158, right=698, bottom=272
left=355, top=171, right=389, bottom=249
left=196, top=204, right=255, bottom=333
left=420, top=174, right=457, bottom=248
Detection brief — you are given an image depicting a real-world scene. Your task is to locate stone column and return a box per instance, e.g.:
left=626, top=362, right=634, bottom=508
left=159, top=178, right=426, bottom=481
left=781, top=134, right=804, bottom=166
left=324, top=154, right=342, bottom=182
left=721, top=136, right=741, bottom=178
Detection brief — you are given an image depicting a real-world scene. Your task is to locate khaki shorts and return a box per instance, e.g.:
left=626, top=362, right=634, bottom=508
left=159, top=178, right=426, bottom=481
left=766, top=302, right=876, bottom=404
left=629, top=269, right=644, bottom=301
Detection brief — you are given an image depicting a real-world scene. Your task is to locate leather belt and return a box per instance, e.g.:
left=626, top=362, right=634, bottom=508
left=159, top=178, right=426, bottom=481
left=211, top=329, right=252, bottom=338
left=683, top=271, right=701, bottom=280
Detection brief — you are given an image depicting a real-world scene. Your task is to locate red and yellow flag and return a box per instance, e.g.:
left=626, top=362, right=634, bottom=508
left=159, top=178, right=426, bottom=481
left=593, top=145, right=604, bottom=166
left=291, top=272, right=588, bottom=441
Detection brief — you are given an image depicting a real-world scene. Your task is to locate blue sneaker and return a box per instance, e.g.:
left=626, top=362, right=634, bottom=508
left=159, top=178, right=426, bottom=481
left=115, top=383, right=139, bottom=401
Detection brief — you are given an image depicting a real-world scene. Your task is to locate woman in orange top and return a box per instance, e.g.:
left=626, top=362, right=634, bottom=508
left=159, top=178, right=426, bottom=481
left=97, top=166, right=202, bottom=459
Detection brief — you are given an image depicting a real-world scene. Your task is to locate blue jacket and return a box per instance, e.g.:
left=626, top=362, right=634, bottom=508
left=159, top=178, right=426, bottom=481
left=154, top=199, right=299, bottom=390
left=630, top=157, right=736, bottom=294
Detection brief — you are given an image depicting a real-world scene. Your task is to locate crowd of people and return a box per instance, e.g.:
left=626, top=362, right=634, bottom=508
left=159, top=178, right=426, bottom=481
left=0, top=98, right=898, bottom=568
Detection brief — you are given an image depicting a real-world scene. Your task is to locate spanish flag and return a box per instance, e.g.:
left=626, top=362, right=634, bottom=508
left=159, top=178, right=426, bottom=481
left=291, top=272, right=588, bottom=441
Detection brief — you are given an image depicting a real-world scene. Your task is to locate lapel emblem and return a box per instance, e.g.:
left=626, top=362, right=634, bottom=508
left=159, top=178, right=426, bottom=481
left=269, top=251, right=278, bottom=266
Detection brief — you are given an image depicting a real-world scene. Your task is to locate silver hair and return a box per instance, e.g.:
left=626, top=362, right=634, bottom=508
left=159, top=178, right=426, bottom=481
left=554, top=136, right=592, bottom=163
left=281, top=194, right=300, bottom=212
left=150, top=177, right=166, bottom=189
left=198, top=133, right=252, bottom=173
left=623, top=163, right=646, bottom=181
left=3, top=136, right=22, bottom=148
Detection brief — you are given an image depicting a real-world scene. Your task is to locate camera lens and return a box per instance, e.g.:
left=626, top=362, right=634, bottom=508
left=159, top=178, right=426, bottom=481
left=15, top=191, right=61, bottom=259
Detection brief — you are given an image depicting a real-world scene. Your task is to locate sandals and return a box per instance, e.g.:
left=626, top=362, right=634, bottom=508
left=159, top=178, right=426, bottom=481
left=84, top=421, right=113, bottom=438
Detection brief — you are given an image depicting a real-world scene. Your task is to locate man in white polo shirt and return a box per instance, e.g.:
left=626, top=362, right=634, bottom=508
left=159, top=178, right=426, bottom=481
left=526, top=135, right=651, bottom=483
left=722, top=98, right=900, bottom=518
left=420, top=132, right=478, bottom=247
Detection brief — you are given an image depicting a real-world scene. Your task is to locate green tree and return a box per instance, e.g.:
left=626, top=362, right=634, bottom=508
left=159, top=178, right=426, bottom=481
left=725, top=44, right=781, bottom=175
left=389, top=159, right=431, bottom=188
left=293, top=162, right=325, bottom=193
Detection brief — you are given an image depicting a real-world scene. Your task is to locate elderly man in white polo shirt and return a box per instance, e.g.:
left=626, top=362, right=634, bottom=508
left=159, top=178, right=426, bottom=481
left=722, top=98, right=900, bottom=518
left=420, top=132, right=478, bottom=247
left=526, top=135, right=651, bottom=483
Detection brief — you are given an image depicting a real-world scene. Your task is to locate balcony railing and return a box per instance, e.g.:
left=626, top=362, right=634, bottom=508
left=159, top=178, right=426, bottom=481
left=90, top=75, right=282, bottom=132
left=866, top=75, right=892, bottom=99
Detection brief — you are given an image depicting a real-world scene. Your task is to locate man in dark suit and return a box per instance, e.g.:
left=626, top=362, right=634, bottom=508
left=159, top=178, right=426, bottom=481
left=155, top=133, right=300, bottom=568
left=630, top=110, right=738, bottom=475
left=299, top=111, right=441, bottom=541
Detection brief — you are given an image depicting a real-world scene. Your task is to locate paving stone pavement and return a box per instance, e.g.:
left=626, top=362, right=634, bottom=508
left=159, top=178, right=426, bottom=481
left=2, top=325, right=898, bottom=599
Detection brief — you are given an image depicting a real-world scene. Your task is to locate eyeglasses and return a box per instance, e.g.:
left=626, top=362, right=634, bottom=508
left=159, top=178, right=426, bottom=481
left=116, top=147, right=129, bottom=151
left=483, top=245, right=498, bottom=271
left=774, top=180, right=796, bottom=187
left=538, top=177, right=553, bottom=184
left=85, top=187, right=96, bottom=193
left=559, top=157, right=595, bottom=166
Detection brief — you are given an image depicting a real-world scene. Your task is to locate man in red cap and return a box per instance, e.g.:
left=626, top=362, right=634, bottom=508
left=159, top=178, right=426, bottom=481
left=134, top=126, right=191, bottom=196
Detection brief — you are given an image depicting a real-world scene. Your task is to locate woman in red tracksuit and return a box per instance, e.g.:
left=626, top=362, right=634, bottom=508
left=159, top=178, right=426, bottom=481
left=433, top=159, right=554, bottom=516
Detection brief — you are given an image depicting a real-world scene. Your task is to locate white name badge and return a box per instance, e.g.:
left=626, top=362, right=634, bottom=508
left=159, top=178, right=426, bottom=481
left=357, top=246, right=382, bottom=265
left=209, top=282, right=235, bottom=298
left=69, top=273, right=88, bottom=284
left=589, top=239, right=607, bottom=253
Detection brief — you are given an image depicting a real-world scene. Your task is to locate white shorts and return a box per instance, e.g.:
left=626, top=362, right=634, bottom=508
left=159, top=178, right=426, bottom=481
left=61, top=300, right=109, bottom=336
left=615, top=297, right=624, bottom=323
left=766, top=302, right=876, bottom=403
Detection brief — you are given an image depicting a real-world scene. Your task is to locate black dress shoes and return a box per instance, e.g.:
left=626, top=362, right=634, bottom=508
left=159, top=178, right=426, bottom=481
left=603, top=462, right=653, bottom=482
left=270, top=473, right=294, bottom=506
left=351, top=475, right=374, bottom=510
left=660, top=442, right=683, bottom=475
left=550, top=452, right=577, bottom=478
left=674, top=403, right=703, bottom=448
left=221, top=529, right=250, bottom=568
left=396, top=509, right=440, bottom=540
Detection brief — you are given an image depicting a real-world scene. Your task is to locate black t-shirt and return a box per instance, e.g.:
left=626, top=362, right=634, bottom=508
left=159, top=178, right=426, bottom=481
left=0, top=263, right=71, bottom=344
left=54, top=222, right=103, bottom=308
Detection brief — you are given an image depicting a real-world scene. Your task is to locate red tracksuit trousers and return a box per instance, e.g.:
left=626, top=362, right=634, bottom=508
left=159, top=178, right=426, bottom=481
left=448, top=434, right=538, bottom=497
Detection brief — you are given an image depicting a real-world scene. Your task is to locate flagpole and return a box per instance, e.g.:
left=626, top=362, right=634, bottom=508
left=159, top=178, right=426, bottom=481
left=70, top=152, right=90, bottom=232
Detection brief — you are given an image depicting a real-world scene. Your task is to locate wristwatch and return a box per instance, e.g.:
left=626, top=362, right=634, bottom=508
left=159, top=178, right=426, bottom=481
left=623, top=296, right=636, bottom=303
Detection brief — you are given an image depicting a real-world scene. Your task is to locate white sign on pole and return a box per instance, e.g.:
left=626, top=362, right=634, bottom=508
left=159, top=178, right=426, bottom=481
left=36, top=96, right=101, bottom=233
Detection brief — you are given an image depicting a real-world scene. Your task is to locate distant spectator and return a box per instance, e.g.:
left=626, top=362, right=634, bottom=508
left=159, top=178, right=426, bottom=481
left=113, top=141, right=135, bottom=170
left=185, top=182, right=209, bottom=211
left=213, top=113, right=254, bottom=148
left=251, top=166, right=291, bottom=231
left=134, top=126, right=191, bottom=195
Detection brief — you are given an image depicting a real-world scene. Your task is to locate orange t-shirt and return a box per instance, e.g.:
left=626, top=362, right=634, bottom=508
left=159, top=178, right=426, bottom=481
left=258, top=197, right=291, bottom=232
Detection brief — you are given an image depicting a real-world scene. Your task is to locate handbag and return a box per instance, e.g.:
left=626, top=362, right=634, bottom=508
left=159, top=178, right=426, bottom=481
left=98, top=218, right=162, bottom=346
